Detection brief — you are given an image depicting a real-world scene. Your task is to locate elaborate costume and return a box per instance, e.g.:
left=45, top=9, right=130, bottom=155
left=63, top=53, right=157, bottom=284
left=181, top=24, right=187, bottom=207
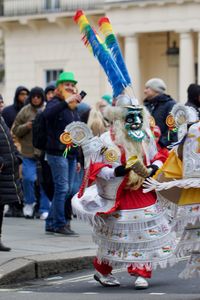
left=67, top=10, right=177, bottom=288
left=144, top=104, right=200, bottom=279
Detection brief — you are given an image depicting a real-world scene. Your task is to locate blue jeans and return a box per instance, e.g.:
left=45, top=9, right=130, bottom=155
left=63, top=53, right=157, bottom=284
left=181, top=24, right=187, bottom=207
left=71, top=168, right=84, bottom=196
left=22, top=158, right=50, bottom=213
left=46, top=154, right=76, bottom=230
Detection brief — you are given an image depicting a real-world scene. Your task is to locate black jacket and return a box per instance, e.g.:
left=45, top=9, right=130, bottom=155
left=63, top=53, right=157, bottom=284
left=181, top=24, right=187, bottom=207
left=44, top=96, right=80, bottom=157
left=0, top=116, right=23, bottom=205
left=144, top=94, right=177, bottom=147
left=2, top=86, right=29, bottom=129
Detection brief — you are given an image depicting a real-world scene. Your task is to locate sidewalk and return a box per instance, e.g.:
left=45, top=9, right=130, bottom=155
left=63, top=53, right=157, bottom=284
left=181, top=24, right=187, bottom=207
left=0, top=217, right=96, bottom=286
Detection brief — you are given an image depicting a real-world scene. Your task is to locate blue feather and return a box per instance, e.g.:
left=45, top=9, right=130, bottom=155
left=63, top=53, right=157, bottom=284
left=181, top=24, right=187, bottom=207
left=84, top=26, right=128, bottom=97
left=106, top=34, right=132, bottom=86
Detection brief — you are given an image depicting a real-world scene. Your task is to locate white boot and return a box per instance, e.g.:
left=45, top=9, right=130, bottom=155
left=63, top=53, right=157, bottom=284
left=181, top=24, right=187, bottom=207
left=94, top=272, right=120, bottom=287
left=134, top=276, right=149, bottom=289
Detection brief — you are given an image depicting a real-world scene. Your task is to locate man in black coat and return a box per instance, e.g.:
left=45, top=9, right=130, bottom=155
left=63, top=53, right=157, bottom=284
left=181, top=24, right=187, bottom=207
left=143, top=78, right=177, bottom=148
left=0, top=115, right=23, bottom=251
left=44, top=71, right=82, bottom=236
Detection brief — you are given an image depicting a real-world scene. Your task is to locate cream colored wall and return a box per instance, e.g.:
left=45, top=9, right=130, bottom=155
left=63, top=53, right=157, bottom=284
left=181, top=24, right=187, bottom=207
left=106, top=1, right=200, bottom=34
left=3, top=17, right=110, bottom=106
left=140, top=32, right=179, bottom=102
left=1, top=0, right=200, bottom=105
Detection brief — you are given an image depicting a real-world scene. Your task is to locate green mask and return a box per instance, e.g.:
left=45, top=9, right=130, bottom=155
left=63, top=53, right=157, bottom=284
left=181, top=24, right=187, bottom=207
left=124, top=108, right=146, bottom=142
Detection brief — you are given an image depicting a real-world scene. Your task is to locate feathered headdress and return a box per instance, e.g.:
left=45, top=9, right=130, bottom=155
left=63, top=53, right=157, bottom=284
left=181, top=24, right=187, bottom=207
left=74, top=10, right=135, bottom=100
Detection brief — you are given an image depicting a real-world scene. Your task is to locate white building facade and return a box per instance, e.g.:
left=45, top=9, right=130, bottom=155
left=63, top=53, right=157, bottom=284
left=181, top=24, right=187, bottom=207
left=0, top=0, right=199, bottom=105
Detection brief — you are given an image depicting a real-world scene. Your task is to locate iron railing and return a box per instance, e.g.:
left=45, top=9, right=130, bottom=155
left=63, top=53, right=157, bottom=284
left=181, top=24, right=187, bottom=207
left=105, top=0, right=169, bottom=2
left=0, top=0, right=104, bottom=17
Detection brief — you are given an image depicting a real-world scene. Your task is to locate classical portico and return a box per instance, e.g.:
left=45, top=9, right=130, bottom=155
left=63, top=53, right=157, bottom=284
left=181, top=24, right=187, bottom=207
left=106, top=0, right=200, bottom=102
left=0, top=0, right=199, bottom=105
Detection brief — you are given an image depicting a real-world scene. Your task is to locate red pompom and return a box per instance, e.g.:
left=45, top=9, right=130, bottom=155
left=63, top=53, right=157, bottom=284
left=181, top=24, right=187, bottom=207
left=98, top=17, right=110, bottom=27
left=74, top=10, right=84, bottom=23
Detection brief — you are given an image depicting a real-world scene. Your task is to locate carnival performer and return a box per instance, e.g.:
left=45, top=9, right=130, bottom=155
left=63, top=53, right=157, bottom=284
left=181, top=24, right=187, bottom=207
left=143, top=104, right=200, bottom=279
left=60, top=10, right=178, bottom=289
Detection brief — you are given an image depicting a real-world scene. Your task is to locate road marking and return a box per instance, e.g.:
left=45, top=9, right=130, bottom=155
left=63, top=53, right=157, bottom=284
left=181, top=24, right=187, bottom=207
left=0, top=288, right=20, bottom=292
left=150, top=293, right=166, bottom=295
left=83, top=292, right=98, bottom=295
left=45, top=276, right=63, bottom=281
left=18, top=291, right=33, bottom=293
left=51, top=268, right=125, bottom=285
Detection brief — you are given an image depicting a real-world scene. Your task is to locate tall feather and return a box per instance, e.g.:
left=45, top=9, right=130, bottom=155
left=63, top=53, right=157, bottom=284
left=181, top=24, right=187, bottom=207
left=99, top=17, right=132, bottom=86
left=74, top=10, right=128, bottom=97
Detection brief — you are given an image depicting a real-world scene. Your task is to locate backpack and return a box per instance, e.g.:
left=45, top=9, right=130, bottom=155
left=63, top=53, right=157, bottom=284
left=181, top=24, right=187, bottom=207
left=32, top=111, right=47, bottom=150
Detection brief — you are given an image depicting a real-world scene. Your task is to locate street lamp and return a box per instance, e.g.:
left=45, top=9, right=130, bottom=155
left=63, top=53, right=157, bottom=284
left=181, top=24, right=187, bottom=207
left=166, top=32, right=179, bottom=67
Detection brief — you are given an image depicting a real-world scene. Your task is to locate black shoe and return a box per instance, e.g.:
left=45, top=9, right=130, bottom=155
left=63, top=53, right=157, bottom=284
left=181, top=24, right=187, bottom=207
left=54, top=226, right=79, bottom=236
left=45, top=227, right=55, bottom=234
left=5, top=207, right=24, bottom=218
left=0, top=242, right=11, bottom=252
left=65, top=224, right=79, bottom=235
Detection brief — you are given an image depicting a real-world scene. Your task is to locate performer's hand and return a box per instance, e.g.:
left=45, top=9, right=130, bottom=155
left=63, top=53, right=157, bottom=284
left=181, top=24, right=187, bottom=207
left=146, top=164, right=159, bottom=177
left=114, top=165, right=130, bottom=177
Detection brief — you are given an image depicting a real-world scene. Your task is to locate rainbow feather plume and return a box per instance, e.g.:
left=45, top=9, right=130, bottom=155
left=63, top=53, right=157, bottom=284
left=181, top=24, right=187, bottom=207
left=74, top=10, right=128, bottom=97
left=99, top=17, right=132, bottom=86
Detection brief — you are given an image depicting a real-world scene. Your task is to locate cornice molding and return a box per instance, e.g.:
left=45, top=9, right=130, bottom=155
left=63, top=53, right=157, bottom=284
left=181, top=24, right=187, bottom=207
left=105, top=0, right=200, bottom=9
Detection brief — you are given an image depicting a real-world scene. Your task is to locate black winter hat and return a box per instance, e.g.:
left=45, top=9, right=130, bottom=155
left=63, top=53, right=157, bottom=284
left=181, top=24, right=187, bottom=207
left=44, top=83, right=56, bottom=95
left=187, top=84, right=200, bottom=102
left=30, top=87, right=45, bottom=103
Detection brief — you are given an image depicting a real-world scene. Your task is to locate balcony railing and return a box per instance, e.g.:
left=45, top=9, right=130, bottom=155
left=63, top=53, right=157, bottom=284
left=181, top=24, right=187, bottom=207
left=0, top=0, right=104, bottom=17
left=105, top=0, right=169, bottom=2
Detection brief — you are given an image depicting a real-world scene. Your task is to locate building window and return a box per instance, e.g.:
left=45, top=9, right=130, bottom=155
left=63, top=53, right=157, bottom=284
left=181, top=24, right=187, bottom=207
left=45, top=69, right=63, bottom=85
left=45, top=0, right=60, bottom=10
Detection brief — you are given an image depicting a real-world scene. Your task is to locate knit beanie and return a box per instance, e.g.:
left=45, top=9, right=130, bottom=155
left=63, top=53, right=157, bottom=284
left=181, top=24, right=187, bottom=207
left=145, top=78, right=167, bottom=94
left=44, top=82, right=56, bottom=95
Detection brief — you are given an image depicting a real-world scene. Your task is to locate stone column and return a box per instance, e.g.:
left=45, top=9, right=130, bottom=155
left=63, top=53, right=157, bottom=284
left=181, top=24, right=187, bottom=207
left=179, top=31, right=195, bottom=103
left=124, top=33, right=140, bottom=100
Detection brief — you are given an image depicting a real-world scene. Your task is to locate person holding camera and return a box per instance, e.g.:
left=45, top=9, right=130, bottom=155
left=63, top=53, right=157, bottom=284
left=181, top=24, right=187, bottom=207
left=43, top=71, right=84, bottom=236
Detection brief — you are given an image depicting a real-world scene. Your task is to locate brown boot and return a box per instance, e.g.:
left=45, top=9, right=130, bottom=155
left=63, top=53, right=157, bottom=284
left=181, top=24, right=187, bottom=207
left=0, top=240, right=11, bottom=251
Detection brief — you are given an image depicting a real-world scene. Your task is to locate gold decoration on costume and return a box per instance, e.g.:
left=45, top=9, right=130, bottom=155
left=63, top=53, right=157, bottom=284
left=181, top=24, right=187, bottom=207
left=104, top=149, right=118, bottom=162
left=126, top=156, right=138, bottom=169
left=59, top=132, right=73, bottom=145
left=149, top=116, right=156, bottom=128
left=126, top=156, right=150, bottom=178
left=166, top=114, right=175, bottom=128
left=100, top=146, right=108, bottom=154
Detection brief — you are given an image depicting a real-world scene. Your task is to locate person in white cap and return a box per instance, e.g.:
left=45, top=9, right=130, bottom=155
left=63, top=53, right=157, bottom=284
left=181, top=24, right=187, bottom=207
left=143, top=78, right=177, bottom=148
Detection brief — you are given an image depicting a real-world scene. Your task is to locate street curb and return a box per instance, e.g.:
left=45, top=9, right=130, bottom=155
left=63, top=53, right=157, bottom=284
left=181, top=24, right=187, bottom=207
left=0, top=250, right=95, bottom=286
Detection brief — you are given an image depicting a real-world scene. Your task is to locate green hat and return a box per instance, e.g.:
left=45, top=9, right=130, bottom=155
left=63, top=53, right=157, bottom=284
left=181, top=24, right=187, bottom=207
left=56, top=72, right=78, bottom=86
left=101, top=94, right=112, bottom=105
